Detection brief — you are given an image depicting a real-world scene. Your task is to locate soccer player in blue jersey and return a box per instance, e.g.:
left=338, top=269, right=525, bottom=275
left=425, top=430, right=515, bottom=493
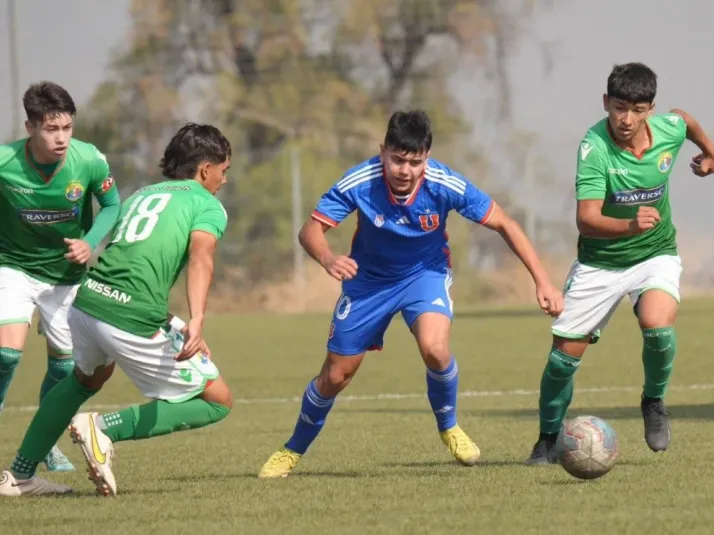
left=259, top=110, right=564, bottom=478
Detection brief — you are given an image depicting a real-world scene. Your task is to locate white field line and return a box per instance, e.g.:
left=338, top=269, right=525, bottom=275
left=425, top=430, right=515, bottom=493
left=3, top=383, right=714, bottom=413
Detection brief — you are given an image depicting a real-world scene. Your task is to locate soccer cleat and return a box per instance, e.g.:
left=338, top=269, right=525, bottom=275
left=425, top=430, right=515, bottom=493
left=524, top=437, right=559, bottom=465
left=68, top=412, right=117, bottom=496
left=439, top=425, right=480, bottom=466
left=641, top=396, right=671, bottom=452
left=258, top=448, right=302, bottom=479
left=44, top=445, right=76, bottom=472
left=0, top=469, right=73, bottom=496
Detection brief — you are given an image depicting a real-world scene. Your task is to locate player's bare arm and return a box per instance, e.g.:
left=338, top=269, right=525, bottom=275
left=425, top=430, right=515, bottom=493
left=670, top=108, right=714, bottom=176
left=482, top=203, right=563, bottom=317
left=178, top=230, right=217, bottom=361
left=298, top=217, right=358, bottom=281
left=577, top=200, right=659, bottom=238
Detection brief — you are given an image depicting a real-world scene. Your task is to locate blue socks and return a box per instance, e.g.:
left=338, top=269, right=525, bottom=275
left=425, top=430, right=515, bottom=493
left=285, top=380, right=335, bottom=455
left=426, top=356, right=459, bottom=432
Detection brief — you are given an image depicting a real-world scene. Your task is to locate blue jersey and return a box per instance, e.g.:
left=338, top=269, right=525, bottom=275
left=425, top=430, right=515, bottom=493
left=312, top=155, right=494, bottom=281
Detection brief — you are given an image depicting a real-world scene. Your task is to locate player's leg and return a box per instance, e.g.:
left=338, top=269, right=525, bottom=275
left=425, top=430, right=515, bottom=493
left=260, top=285, right=397, bottom=479
left=0, top=267, right=37, bottom=412
left=401, top=269, right=479, bottom=466
left=35, top=282, right=80, bottom=472
left=628, top=254, right=682, bottom=452
left=525, top=261, right=624, bottom=465
left=0, top=307, right=111, bottom=497
left=69, top=314, right=232, bottom=496
left=259, top=350, right=366, bottom=479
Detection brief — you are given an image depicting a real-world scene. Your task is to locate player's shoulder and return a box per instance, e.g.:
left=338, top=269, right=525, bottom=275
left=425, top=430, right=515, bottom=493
left=68, top=138, right=108, bottom=166
left=423, top=158, right=470, bottom=196
left=577, top=119, right=611, bottom=162
left=648, top=113, right=685, bottom=137
left=335, top=155, right=382, bottom=194
left=0, top=138, right=27, bottom=169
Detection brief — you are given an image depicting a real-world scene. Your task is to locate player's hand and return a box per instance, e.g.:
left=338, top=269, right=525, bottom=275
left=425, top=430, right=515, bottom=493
left=64, top=238, right=93, bottom=264
left=535, top=281, right=564, bottom=317
left=176, top=317, right=205, bottom=362
left=691, top=153, right=714, bottom=177
left=323, top=254, right=358, bottom=281
left=628, top=206, right=660, bottom=234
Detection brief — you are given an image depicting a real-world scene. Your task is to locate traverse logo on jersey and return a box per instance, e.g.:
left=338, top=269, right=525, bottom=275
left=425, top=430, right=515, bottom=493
left=65, top=180, right=85, bottom=202
left=610, top=184, right=666, bottom=206
left=18, top=206, right=79, bottom=224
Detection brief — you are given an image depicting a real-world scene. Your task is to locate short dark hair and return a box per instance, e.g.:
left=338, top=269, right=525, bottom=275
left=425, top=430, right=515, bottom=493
left=607, top=63, right=657, bottom=104
left=160, top=123, right=232, bottom=179
left=384, top=110, right=433, bottom=154
left=22, top=81, right=76, bottom=124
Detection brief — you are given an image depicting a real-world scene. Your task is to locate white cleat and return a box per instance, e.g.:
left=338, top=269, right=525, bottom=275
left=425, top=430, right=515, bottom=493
left=0, top=469, right=73, bottom=496
left=68, top=412, right=117, bottom=497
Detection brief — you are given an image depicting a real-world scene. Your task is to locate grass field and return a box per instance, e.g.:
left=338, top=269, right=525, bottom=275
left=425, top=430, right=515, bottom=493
left=3, top=298, right=714, bottom=534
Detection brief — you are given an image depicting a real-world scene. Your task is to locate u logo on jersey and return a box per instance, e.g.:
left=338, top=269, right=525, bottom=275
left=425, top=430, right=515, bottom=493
left=419, top=214, right=440, bottom=231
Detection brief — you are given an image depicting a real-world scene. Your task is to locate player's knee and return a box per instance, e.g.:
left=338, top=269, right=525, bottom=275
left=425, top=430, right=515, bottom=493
left=0, top=347, right=21, bottom=373
left=552, top=336, right=588, bottom=359
left=46, top=355, right=75, bottom=381
left=201, top=377, right=233, bottom=409
left=420, top=343, right=451, bottom=371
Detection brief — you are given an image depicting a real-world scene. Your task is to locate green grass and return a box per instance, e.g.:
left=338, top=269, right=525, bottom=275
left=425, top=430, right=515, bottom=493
left=4, top=299, right=714, bottom=534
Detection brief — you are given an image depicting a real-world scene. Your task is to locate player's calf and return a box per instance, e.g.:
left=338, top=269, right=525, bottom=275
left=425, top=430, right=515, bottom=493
left=636, top=291, right=677, bottom=453
left=260, top=352, right=363, bottom=479
left=525, top=338, right=585, bottom=466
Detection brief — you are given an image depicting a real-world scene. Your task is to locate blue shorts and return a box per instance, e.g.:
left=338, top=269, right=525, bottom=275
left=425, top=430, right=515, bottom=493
left=327, top=268, right=454, bottom=356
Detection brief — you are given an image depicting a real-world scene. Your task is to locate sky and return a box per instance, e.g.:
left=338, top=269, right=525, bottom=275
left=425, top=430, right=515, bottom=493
left=1, top=0, right=713, bottom=272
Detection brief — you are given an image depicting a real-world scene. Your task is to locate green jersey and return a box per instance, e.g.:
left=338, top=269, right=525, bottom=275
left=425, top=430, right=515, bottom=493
left=73, top=179, right=228, bottom=338
left=0, top=138, right=116, bottom=284
left=575, top=113, right=687, bottom=269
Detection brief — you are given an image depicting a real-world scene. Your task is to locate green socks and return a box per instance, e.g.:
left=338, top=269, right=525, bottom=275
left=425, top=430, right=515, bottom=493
left=538, top=348, right=581, bottom=435
left=39, top=356, right=75, bottom=402
left=0, top=348, right=22, bottom=406
left=12, top=373, right=97, bottom=478
left=642, top=327, right=676, bottom=399
left=98, top=398, right=231, bottom=442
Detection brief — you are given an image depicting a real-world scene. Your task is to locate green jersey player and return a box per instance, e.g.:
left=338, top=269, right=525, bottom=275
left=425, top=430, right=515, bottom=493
left=525, top=63, right=714, bottom=465
left=0, top=123, right=233, bottom=497
left=0, top=82, right=121, bottom=473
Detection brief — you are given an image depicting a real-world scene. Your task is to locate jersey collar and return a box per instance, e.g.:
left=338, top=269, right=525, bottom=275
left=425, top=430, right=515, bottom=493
left=605, top=120, right=653, bottom=160
left=24, top=140, right=67, bottom=183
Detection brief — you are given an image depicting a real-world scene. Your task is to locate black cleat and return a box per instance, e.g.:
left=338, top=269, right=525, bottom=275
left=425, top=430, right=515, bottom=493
left=524, top=434, right=559, bottom=465
left=641, top=396, right=671, bottom=452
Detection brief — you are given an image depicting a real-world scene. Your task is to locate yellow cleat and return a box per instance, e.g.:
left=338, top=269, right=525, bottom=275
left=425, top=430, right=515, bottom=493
left=258, top=448, right=302, bottom=479
left=440, top=425, right=481, bottom=466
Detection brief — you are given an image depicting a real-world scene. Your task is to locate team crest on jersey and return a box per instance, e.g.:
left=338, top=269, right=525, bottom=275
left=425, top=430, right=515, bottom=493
left=100, top=175, right=115, bottom=193
left=658, top=152, right=673, bottom=173
left=65, top=180, right=85, bottom=202
left=419, top=214, right=440, bottom=231
left=373, top=214, right=385, bottom=227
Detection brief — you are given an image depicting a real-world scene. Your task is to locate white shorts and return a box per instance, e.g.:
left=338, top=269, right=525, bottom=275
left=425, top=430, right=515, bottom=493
left=0, top=266, right=79, bottom=353
left=552, top=254, right=682, bottom=340
left=68, top=308, right=220, bottom=403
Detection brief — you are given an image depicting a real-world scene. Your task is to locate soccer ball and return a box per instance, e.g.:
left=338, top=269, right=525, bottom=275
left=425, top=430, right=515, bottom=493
left=556, top=415, right=619, bottom=480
